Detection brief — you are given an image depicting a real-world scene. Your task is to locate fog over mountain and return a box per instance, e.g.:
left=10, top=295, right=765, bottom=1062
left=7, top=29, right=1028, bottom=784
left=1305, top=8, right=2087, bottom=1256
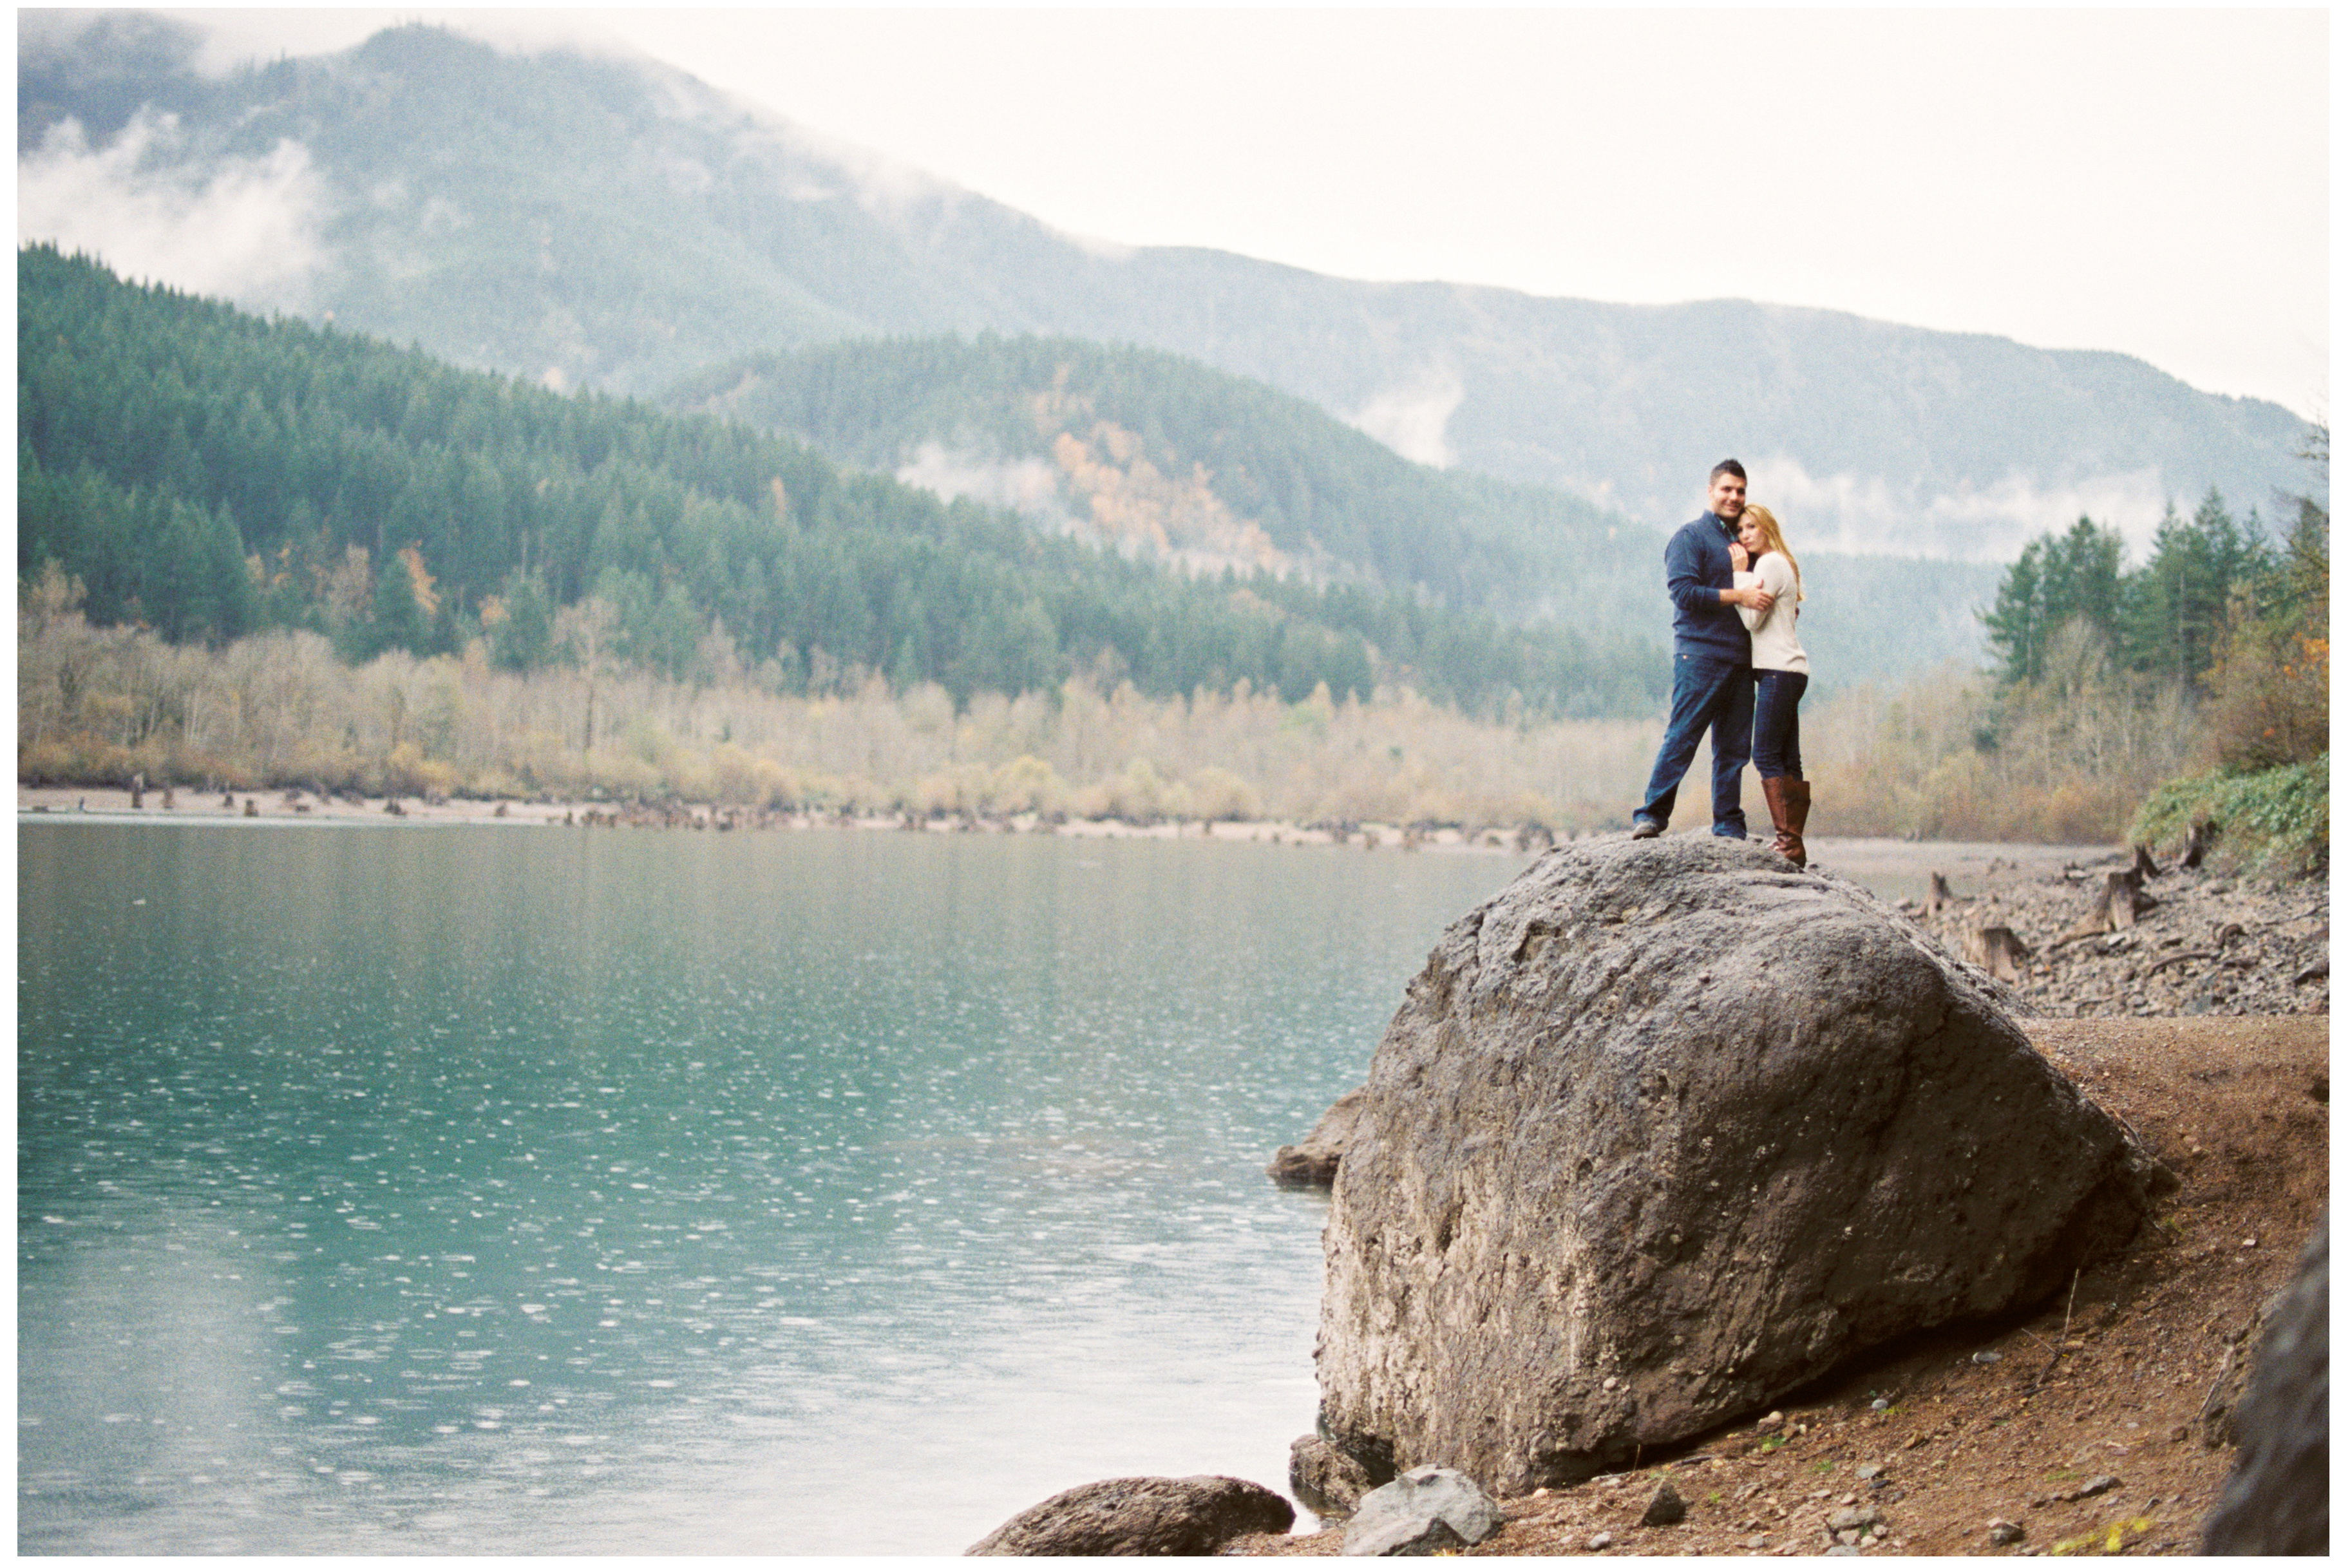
left=19, top=13, right=2313, bottom=562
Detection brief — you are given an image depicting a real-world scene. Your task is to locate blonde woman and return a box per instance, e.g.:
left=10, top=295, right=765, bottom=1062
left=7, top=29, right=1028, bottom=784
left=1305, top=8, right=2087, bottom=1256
left=1729, top=505, right=1810, bottom=865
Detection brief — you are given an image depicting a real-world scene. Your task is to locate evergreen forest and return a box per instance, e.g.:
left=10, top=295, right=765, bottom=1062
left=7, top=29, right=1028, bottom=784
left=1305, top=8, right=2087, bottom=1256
left=15, top=245, right=1665, bottom=719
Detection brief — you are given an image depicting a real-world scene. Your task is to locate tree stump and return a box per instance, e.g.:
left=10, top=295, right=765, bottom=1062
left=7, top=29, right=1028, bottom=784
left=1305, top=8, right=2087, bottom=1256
left=2177, top=818, right=2217, bottom=870
left=1921, top=871, right=1957, bottom=920
left=2060, top=868, right=2159, bottom=941
left=1964, top=925, right=2035, bottom=983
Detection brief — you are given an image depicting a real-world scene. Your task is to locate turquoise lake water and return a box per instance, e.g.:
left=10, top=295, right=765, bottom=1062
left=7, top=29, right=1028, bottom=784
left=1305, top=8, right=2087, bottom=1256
left=17, top=822, right=1522, bottom=1554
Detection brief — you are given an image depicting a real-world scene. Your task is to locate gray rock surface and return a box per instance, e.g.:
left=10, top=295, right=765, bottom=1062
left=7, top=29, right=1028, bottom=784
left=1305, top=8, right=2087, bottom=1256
left=2197, top=1267, right=2298, bottom=1450
left=2201, top=1212, right=2327, bottom=1555
left=1289, top=1433, right=1381, bottom=1516
left=1316, top=836, right=2155, bottom=1493
left=964, top=1473, right=1294, bottom=1556
left=1269, top=1087, right=1369, bottom=1185
left=1340, top=1465, right=1506, bottom=1557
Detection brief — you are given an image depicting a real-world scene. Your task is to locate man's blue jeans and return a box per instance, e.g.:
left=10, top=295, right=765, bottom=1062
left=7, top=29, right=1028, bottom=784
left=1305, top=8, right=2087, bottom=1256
left=1635, top=653, right=1755, bottom=837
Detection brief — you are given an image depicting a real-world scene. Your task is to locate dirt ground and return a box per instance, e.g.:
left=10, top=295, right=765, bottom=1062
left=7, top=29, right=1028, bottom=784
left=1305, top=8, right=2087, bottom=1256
left=1229, top=1014, right=2328, bottom=1558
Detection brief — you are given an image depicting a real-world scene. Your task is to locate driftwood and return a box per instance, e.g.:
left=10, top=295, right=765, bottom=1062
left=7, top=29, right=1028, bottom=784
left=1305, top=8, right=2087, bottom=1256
left=1963, top=924, right=2034, bottom=983
left=2177, top=818, right=2217, bottom=870
left=2144, top=950, right=2222, bottom=979
left=2056, top=868, right=2160, bottom=943
left=1921, top=871, right=1958, bottom=920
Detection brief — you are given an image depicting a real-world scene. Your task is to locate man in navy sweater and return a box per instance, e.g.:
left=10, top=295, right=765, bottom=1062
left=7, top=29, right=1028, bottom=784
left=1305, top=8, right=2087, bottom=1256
left=1630, top=460, right=1776, bottom=840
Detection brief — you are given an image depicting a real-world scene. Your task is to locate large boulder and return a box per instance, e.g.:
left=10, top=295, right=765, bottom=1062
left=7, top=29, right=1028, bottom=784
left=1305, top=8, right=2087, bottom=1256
left=1316, top=836, right=2156, bottom=1493
left=2201, top=1213, right=2327, bottom=1554
left=965, top=1474, right=1294, bottom=1555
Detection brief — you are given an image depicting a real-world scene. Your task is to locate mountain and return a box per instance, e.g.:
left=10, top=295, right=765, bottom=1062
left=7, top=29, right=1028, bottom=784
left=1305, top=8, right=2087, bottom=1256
left=19, top=14, right=2315, bottom=562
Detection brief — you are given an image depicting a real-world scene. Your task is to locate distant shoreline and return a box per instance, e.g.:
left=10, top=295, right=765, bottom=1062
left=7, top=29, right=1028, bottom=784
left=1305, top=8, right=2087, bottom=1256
left=17, top=784, right=1522, bottom=852
left=19, top=786, right=2120, bottom=898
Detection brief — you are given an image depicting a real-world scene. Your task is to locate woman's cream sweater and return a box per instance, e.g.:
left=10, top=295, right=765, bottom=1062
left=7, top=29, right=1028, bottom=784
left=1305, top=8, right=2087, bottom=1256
left=1733, top=553, right=1808, bottom=674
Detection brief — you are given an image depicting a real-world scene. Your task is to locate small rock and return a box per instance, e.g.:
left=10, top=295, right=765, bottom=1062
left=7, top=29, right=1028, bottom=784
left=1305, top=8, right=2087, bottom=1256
left=1290, top=1434, right=1379, bottom=1516
left=1757, top=1410, right=1785, bottom=1429
left=1870, top=1398, right=1890, bottom=1411
left=1639, top=1477, right=1687, bottom=1526
left=1341, top=1464, right=1506, bottom=1557
left=1744, top=1535, right=1768, bottom=1550
left=1267, top=1086, right=1369, bottom=1185
left=1855, top=1464, right=1883, bottom=1480
left=1824, top=1546, right=1862, bottom=1557
left=2076, top=1475, right=2119, bottom=1498
left=1972, top=1350, right=2003, bottom=1364
left=1587, top=1530, right=1612, bottom=1551
left=1987, top=1517, right=2025, bottom=1545
left=1828, top=1505, right=1882, bottom=1533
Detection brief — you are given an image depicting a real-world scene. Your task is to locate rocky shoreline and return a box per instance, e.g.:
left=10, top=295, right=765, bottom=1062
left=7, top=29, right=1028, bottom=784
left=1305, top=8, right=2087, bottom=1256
left=1231, top=1016, right=2327, bottom=1558
left=1900, top=851, right=2329, bottom=1019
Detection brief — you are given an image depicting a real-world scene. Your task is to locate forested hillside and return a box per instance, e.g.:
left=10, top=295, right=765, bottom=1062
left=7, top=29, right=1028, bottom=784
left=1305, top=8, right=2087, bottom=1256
left=671, top=335, right=1645, bottom=630
left=676, top=335, right=2005, bottom=685
left=15, top=245, right=1663, bottom=718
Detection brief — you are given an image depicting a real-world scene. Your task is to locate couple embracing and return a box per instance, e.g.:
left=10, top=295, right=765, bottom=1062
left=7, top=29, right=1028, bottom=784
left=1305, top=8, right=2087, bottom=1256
left=1629, top=459, right=1812, bottom=865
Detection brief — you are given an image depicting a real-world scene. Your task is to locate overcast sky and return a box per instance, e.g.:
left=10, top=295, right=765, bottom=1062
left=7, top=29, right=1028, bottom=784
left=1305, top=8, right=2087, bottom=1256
left=81, top=6, right=2337, bottom=419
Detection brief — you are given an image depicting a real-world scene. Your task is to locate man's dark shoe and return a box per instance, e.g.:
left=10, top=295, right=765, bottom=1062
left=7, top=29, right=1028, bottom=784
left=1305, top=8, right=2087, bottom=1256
left=1629, top=818, right=1663, bottom=840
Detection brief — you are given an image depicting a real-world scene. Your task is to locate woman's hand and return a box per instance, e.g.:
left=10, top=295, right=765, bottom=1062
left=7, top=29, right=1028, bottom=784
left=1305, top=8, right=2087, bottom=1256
left=1728, top=543, right=1750, bottom=572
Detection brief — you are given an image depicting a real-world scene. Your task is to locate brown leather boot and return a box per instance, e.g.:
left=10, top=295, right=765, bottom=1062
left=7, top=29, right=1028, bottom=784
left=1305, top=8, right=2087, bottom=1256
left=1761, top=777, right=1794, bottom=863
left=1766, top=777, right=1810, bottom=868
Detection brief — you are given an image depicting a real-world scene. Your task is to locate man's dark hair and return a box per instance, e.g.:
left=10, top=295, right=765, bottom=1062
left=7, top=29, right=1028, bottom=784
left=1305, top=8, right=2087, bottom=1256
left=1711, top=459, right=1747, bottom=482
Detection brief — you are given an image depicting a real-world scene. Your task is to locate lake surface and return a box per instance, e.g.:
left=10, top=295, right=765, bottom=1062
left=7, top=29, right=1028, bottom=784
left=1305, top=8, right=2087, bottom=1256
left=17, top=822, right=1523, bottom=1554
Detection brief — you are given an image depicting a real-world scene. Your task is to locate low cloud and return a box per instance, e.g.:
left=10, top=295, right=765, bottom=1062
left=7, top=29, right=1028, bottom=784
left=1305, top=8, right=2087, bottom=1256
left=1749, top=455, right=2170, bottom=562
left=896, top=443, right=1068, bottom=521
left=1347, top=368, right=1464, bottom=468
left=18, top=110, right=330, bottom=308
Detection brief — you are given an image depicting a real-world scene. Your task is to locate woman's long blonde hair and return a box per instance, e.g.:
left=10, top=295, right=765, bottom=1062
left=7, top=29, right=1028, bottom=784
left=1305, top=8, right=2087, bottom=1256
left=1741, top=505, right=1805, bottom=603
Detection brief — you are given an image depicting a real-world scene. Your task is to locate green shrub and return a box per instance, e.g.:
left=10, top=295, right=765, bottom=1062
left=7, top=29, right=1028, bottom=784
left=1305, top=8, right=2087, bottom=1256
left=2130, top=754, right=2329, bottom=877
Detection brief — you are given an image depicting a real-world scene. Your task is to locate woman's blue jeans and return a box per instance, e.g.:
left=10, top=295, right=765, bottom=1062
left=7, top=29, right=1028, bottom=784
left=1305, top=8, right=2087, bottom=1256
left=1752, top=670, right=1807, bottom=779
left=1635, top=654, right=1754, bottom=837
